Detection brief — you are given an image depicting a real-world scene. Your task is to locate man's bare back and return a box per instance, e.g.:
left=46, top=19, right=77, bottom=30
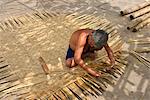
left=66, top=29, right=115, bottom=77
left=69, top=29, right=94, bottom=52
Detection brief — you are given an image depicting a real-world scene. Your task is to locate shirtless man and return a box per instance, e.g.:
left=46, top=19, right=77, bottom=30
left=65, top=29, right=115, bottom=77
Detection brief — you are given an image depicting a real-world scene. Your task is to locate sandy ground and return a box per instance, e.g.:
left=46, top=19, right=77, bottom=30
left=0, top=0, right=149, bottom=100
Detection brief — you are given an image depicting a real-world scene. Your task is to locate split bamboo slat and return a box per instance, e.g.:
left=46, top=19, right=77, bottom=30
left=120, top=1, right=150, bottom=16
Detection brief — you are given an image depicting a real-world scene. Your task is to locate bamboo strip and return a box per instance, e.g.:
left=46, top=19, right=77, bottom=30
left=120, top=1, right=150, bottom=16
left=132, top=18, right=150, bottom=32
left=134, top=48, right=150, bottom=53
left=80, top=78, right=100, bottom=96
left=129, top=6, right=150, bottom=20
left=85, top=77, right=105, bottom=93
left=128, top=37, right=150, bottom=43
left=130, top=51, right=150, bottom=68
left=67, top=86, right=83, bottom=100
left=77, top=79, right=97, bottom=97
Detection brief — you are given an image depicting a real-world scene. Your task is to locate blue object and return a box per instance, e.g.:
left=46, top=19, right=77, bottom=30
left=66, top=46, right=74, bottom=60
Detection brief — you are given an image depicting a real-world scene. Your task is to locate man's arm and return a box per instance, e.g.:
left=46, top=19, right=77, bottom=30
left=74, top=32, right=100, bottom=77
left=74, top=32, right=88, bottom=69
left=104, top=43, right=115, bottom=68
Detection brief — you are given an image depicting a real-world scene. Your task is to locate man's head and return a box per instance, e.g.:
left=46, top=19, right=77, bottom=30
left=89, top=29, right=108, bottom=49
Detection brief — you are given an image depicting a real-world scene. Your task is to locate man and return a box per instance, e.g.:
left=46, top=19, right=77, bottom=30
left=65, top=29, right=115, bottom=77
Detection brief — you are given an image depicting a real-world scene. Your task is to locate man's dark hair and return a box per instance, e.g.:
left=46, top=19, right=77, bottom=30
left=92, top=29, right=108, bottom=48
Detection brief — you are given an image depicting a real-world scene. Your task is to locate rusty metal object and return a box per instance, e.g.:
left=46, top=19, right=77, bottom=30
left=38, top=57, right=49, bottom=75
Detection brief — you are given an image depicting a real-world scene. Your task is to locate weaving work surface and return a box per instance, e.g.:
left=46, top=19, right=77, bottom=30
left=0, top=12, right=127, bottom=99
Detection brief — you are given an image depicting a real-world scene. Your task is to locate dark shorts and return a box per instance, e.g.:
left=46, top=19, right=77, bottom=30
left=66, top=46, right=74, bottom=60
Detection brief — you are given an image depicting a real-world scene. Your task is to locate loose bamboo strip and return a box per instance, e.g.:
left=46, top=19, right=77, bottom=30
left=85, top=75, right=106, bottom=91
left=82, top=77, right=102, bottom=96
left=3, top=22, right=11, bottom=31
left=67, top=14, right=88, bottom=22
left=74, top=81, right=89, bottom=96
left=120, top=1, right=150, bottom=16
left=13, top=18, right=21, bottom=27
left=0, top=65, right=9, bottom=69
left=73, top=15, right=98, bottom=26
left=6, top=19, right=15, bottom=30
left=42, top=12, right=49, bottom=18
left=104, top=24, right=114, bottom=31
left=70, top=83, right=87, bottom=99
left=134, top=48, right=150, bottom=53
left=62, top=87, right=74, bottom=100
left=101, top=75, right=116, bottom=85
left=67, top=86, right=83, bottom=100
left=59, top=90, right=70, bottom=100
left=0, top=23, right=4, bottom=31
left=83, top=76, right=105, bottom=93
left=128, top=37, right=150, bottom=43
left=129, top=41, right=150, bottom=45
left=0, top=22, right=8, bottom=31
left=77, top=79, right=97, bottom=97
left=129, top=6, right=150, bottom=20
left=76, top=16, right=101, bottom=27
left=129, top=51, right=150, bottom=68
left=80, top=77, right=101, bottom=96
left=132, top=18, right=150, bottom=32
left=81, top=18, right=105, bottom=29
left=0, top=74, right=14, bottom=81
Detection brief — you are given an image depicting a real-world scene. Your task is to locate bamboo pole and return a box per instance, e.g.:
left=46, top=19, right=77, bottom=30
left=127, top=12, right=150, bottom=30
left=132, top=18, right=150, bottom=32
left=120, top=1, right=150, bottom=16
left=129, top=6, right=150, bottom=20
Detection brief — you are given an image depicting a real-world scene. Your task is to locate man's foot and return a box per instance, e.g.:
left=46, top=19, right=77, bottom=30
left=85, top=67, right=101, bottom=77
left=66, top=58, right=77, bottom=68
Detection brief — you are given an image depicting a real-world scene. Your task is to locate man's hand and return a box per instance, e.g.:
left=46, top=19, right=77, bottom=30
left=82, top=65, right=101, bottom=77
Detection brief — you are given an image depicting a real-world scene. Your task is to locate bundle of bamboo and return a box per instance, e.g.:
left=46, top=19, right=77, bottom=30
left=120, top=1, right=150, bottom=32
left=120, top=1, right=150, bottom=16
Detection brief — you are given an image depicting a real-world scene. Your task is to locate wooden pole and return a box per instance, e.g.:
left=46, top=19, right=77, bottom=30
left=120, top=1, right=150, bottom=16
